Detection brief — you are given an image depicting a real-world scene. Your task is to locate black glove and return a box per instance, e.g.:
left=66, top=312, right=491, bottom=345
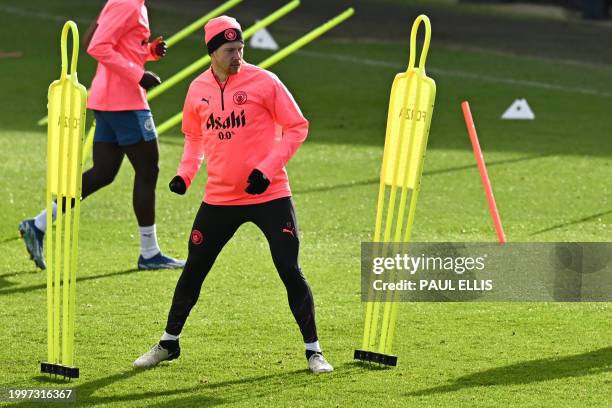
left=139, top=71, right=161, bottom=91
left=245, top=169, right=270, bottom=195
left=151, top=36, right=167, bottom=59
left=169, top=175, right=187, bottom=195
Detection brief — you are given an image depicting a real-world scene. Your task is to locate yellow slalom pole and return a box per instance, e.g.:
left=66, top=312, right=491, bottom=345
left=386, top=15, right=436, bottom=357
left=379, top=20, right=431, bottom=351
left=363, top=80, right=397, bottom=349
left=355, top=15, right=437, bottom=367
left=61, top=95, right=75, bottom=368
left=66, top=82, right=85, bottom=365
left=385, top=41, right=436, bottom=357
left=60, top=23, right=80, bottom=363
left=43, top=20, right=87, bottom=378
left=53, top=23, right=79, bottom=361
left=65, top=26, right=86, bottom=365
left=53, top=83, right=67, bottom=364
left=373, top=71, right=419, bottom=348
left=45, top=157, right=54, bottom=360
left=37, top=0, right=242, bottom=126
left=165, top=0, right=243, bottom=47
left=368, top=67, right=416, bottom=352
left=379, top=74, right=424, bottom=353
left=156, top=8, right=354, bottom=136
left=46, top=84, right=57, bottom=363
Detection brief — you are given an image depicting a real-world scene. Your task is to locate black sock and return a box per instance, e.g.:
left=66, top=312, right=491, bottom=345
left=305, top=350, right=321, bottom=360
left=160, top=340, right=179, bottom=351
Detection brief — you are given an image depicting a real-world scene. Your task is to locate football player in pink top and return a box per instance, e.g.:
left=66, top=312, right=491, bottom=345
left=133, top=16, right=333, bottom=374
left=18, top=0, right=185, bottom=270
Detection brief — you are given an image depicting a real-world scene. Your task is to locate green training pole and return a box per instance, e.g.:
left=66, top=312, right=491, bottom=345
left=156, top=112, right=183, bottom=135
left=146, top=0, right=300, bottom=102
left=80, top=0, right=301, bottom=163
left=258, top=8, right=354, bottom=68
left=156, top=8, right=354, bottom=136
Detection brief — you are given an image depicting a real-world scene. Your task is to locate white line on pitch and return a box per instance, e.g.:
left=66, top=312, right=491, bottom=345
left=297, top=50, right=612, bottom=99
left=0, top=5, right=89, bottom=24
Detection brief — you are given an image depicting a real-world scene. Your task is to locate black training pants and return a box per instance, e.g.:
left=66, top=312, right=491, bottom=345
left=165, top=197, right=318, bottom=343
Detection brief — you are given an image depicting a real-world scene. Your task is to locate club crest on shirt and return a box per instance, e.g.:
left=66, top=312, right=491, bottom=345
left=233, top=91, right=247, bottom=105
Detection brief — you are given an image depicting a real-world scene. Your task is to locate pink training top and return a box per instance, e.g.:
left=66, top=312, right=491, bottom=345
left=87, top=0, right=159, bottom=111
left=178, top=63, right=308, bottom=205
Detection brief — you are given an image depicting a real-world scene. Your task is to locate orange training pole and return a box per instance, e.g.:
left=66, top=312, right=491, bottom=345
left=461, top=101, right=506, bottom=244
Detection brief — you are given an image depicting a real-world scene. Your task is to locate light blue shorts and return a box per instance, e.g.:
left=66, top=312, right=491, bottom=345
left=93, top=110, right=158, bottom=146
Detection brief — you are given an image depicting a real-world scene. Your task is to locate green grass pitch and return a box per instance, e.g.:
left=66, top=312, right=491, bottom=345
left=0, top=1, right=610, bottom=407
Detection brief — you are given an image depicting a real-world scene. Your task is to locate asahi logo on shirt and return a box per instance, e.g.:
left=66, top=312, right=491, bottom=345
left=206, top=110, right=246, bottom=130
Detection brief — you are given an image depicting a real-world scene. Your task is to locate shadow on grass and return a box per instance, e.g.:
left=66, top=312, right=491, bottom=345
left=346, top=360, right=394, bottom=371
left=293, top=153, right=548, bottom=195
left=0, top=277, right=18, bottom=290
left=0, top=270, right=39, bottom=279
left=0, top=235, right=20, bottom=245
left=11, top=369, right=222, bottom=407
left=146, top=362, right=366, bottom=407
left=0, top=268, right=143, bottom=297
left=406, top=347, right=611, bottom=397
left=14, top=362, right=364, bottom=407
left=0, top=269, right=39, bottom=290
left=530, top=209, right=612, bottom=236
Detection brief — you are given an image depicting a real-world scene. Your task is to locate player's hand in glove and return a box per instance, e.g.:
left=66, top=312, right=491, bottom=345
left=150, top=36, right=167, bottom=59
left=139, top=71, right=162, bottom=91
left=245, top=169, right=270, bottom=195
left=169, top=175, right=187, bottom=195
